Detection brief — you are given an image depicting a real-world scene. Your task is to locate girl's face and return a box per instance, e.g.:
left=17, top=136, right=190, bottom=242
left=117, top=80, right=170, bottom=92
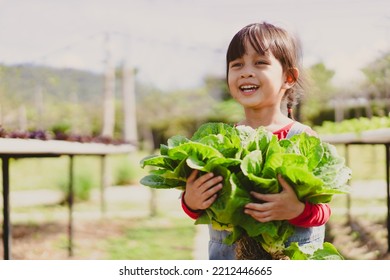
left=228, top=42, right=288, bottom=110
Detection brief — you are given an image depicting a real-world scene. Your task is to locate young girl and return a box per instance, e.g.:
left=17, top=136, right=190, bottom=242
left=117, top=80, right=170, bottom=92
left=181, top=22, right=331, bottom=259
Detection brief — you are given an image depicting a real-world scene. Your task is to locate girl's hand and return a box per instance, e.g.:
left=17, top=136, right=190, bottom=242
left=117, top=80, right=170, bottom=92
left=183, top=170, right=223, bottom=212
left=244, top=174, right=304, bottom=222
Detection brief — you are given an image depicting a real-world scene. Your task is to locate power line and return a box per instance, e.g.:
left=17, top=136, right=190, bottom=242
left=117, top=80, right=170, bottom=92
left=32, top=32, right=104, bottom=65
left=26, top=30, right=224, bottom=68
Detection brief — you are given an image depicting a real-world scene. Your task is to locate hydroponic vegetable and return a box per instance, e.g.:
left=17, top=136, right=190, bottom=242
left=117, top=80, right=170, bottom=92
left=314, top=116, right=390, bottom=135
left=140, top=122, right=351, bottom=259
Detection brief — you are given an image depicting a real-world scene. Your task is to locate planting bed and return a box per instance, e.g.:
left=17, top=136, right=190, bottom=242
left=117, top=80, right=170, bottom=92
left=326, top=218, right=390, bottom=260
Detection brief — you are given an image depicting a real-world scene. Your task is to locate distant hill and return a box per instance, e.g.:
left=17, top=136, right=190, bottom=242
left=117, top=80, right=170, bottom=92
left=0, top=63, right=111, bottom=132
left=0, top=63, right=104, bottom=105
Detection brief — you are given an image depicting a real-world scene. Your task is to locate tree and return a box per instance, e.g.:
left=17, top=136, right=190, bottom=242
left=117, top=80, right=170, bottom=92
left=361, top=51, right=390, bottom=115
left=301, top=62, right=336, bottom=124
left=137, top=86, right=217, bottom=149
left=203, top=74, right=230, bottom=101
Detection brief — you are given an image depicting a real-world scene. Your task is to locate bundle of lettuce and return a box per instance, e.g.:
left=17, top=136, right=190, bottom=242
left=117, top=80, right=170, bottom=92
left=140, top=122, right=351, bottom=259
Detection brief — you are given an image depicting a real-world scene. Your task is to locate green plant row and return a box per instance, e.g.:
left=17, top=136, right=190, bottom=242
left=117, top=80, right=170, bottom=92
left=315, top=116, right=390, bottom=135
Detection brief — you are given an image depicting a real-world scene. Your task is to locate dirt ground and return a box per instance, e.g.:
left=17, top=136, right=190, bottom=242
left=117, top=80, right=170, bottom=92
left=1, top=185, right=192, bottom=260
left=4, top=215, right=389, bottom=261
left=1, top=219, right=129, bottom=260
left=2, top=181, right=390, bottom=260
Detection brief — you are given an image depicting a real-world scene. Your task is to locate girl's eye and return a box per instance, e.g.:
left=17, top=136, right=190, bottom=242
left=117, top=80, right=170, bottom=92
left=230, top=62, right=242, bottom=68
left=255, top=61, right=267, bottom=65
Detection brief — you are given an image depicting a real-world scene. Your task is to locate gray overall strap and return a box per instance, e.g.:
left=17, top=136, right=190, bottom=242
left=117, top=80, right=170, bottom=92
left=286, top=122, right=311, bottom=139
left=284, top=121, right=326, bottom=253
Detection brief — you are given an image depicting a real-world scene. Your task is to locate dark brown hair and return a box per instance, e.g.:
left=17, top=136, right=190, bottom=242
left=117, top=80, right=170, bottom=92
left=226, top=22, right=306, bottom=119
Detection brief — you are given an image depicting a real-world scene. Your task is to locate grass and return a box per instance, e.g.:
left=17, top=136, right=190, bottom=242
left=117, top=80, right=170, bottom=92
left=5, top=215, right=196, bottom=260
left=106, top=217, right=195, bottom=260
left=4, top=152, right=148, bottom=192
left=334, top=144, right=386, bottom=180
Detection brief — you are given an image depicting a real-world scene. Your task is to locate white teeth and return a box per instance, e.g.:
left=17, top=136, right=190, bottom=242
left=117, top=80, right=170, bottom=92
left=240, top=85, right=258, bottom=91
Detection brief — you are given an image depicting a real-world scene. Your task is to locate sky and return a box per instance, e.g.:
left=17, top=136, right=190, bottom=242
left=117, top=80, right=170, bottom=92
left=0, top=0, right=389, bottom=91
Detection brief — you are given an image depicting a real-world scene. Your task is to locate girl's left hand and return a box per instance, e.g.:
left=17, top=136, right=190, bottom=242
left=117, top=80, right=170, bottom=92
left=244, top=174, right=305, bottom=222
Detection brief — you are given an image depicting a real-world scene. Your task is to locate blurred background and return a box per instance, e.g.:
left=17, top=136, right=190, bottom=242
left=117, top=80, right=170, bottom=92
left=0, top=0, right=390, bottom=260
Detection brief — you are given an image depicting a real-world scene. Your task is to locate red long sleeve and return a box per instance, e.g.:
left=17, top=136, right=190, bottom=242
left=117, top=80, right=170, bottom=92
left=288, top=202, right=331, bottom=227
left=181, top=192, right=202, bottom=220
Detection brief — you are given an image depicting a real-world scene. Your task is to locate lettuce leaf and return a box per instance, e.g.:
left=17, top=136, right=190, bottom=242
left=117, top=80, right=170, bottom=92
left=140, top=122, right=352, bottom=259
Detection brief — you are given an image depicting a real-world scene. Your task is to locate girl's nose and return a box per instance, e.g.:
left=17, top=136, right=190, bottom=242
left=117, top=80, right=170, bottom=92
left=240, top=71, right=254, bottom=78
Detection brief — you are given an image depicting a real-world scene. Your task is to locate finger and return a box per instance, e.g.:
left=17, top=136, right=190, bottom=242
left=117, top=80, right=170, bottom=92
left=199, top=176, right=223, bottom=192
left=250, top=191, right=274, bottom=202
left=195, top=172, right=215, bottom=187
left=202, top=183, right=223, bottom=197
left=244, top=209, right=272, bottom=222
left=245, top=202, right=270, bottom=212
left=187, top=169, right=199, bottom=183
left=277, top=174, right=287, bottom=187
left=277, top=174, right=293, bottom=192
left=201, top=194, right=218, bottom=209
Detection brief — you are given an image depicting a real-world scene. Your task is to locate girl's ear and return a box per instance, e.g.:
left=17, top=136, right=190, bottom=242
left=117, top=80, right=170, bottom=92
left=282, top=68, right=299, bottom=89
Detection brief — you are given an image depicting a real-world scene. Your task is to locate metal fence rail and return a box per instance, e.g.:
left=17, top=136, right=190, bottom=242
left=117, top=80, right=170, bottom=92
left=320, top=129, right=390, bottom=253
left=0, top=139, right=135, bottom=260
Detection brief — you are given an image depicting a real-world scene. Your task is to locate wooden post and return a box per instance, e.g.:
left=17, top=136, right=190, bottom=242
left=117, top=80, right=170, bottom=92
left=2, top=156, right=11, bottom=260
left=100, top=155, right=108, bottom=216
left=345, top=144, right=352, bottom=224
left=68, top=155, right=74, bottom=257
left=150, top=188, right=157, bottom=217
left=386, top=144, right=390, bottom=253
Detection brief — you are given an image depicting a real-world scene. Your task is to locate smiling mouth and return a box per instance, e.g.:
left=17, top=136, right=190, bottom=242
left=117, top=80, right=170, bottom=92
left=239, top=85, right=259, bottom=93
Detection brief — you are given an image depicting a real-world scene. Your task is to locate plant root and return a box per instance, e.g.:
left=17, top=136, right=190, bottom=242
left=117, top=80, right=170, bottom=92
left=235, top=234, right=289, bottom=260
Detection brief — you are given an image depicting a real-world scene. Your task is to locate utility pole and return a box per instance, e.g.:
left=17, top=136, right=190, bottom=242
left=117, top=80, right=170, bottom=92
left=122, top=61, right=138, bottom=145
left=102, top=32, right=116, bottom=138
left=100, top=33, right=115, bottom=217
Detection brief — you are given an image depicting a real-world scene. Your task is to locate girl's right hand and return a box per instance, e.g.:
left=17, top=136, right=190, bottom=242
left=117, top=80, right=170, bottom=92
left=183, top=170, right=223, bottom=212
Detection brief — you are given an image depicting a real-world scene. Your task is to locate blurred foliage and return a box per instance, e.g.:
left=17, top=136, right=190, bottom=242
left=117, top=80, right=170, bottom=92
left=301, top=62, right=336, bottom=124
left=0, top=64, right=103, bottom=135
left=137, top=85, right=217, bottom=147
left=58, top=166, right=97, bottom=203
left=361, top=51, right=390, bottom=116
left=106, top=217, right=195, bottom=259
left=208, top=98, right=244, bottom=124
left=315, top=116, right=390, bottom=135
left=300, top=51, right=390, bottom=126
left=203, top=74, right=230, bottom=100
left=112, top=155, right=139, bottom=185
left=51, top=121, right=72, bottom=135
left=362, top=52, right=390, bottom=96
